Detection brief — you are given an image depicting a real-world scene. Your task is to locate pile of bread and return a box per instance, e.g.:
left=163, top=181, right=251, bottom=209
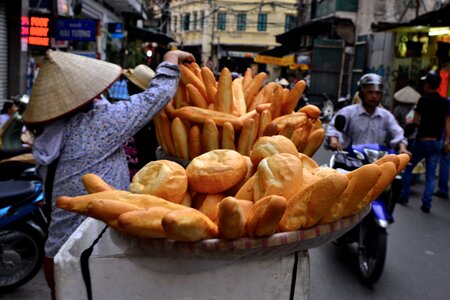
left=153, top=64, right=325, bottom=159
left=56, top=135, right=410, bottom=242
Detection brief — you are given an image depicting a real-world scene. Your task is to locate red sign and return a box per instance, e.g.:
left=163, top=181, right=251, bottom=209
left=22, top=15, right=51, bottom=47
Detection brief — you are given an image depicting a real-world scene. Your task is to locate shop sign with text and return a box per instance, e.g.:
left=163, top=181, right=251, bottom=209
left=55, top=19, right=97, bottom=41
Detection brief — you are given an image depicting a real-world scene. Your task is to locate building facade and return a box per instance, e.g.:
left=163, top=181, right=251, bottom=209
left=169, top=0, right=297, bottom=78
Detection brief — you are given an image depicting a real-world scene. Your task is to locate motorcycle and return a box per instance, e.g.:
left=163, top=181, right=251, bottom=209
left=0, top=96, right=48, bottom=292
left=320, top=93, right=351, bottom=123
left=329, top=115, right=401, bottom=285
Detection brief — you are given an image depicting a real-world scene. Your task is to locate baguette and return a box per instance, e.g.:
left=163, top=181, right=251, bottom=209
left=221, top=121, right=236, bottom=150
left=232, top=77, right=247, bottom=116
left=216, top=67, right=233, bottom=114
left=186, top=83, right=208, bottom=109
left=160, top=113, right=177, bottom=156
left=278, top=173, right=349, bottom=231
left=153, top=114, right=168, bottom=153
left=258, top=110, right=272, bottom=138
left=298, top=104, right=321, bottom=119
left=244, top=72, right=267, bottom=108
left=234, top=175, right=255, bottom=201
left=218, top=196, right=252, bottom=239
left=396, top=153, right=410, bottom=174
left=87, top=198, right=142, bottom=227
left=237, top=118, right=255, bottom=156
left=201, top=67, right=217, bottom=104
left=242, top=68, right=253, bottom=91
left=171, top=117, right=189, bottom=160
left=202, top=118, right=220, bottom=152
left=81, top=173, right=115, bottom=194
left=173, top=84, right=189, bottom=109
left=281, top=80, right=306, bottom=115
left=192, top=193, right=224, bottom=224
left=172, top=106, right=243, bottom=129
left=117, top=207, right=170, bottom=239
left=162, top=208, right=219, bottom=241
left=188, top=124, right=202, bottom=160
left=180, top=64, right=208, bottom=102
left=302, top=128, right=325, bottom=157
left=248, top=82, right=276, bottom=111
left=245, top=195, right=286, bottom=237
left=269, top=85, right=284, bottom=119
left=355, top=162, right=397, bottom=213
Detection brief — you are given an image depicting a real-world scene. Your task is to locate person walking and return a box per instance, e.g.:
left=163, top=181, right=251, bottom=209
left=23, top=49, right=194, bottom=298
left=398, top=71, right=450, bottom=213
left=434, top=97, right=450, bottom=199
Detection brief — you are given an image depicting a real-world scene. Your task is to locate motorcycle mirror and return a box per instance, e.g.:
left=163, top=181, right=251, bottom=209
left=334, top=115, right=346, bottom=132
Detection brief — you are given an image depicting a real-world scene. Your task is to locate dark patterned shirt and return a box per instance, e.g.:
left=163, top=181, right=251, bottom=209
left=42, top=62, right=180, bottom=258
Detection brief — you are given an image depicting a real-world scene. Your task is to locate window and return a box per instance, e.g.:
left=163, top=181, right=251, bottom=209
left=201, top=11, right=205, bottom=29
left=173, top=16, right=177, bottom=32
left=183, top=13, right=190, bottom=31
left=257, top=13, right=267, bottom=32
left=193, top=11, right=198, bottom=31
left=285, top=15, right=295, bottom=32
left=179, top=14, right=183, bottom=31
left=217, top=12, right=226, bottom=30
left=237, top=13, right=246, bottom=31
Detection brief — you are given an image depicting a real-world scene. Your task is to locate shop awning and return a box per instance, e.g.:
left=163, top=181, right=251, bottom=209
left=126, top=26, right=174, bottom=45
left=372, top=3, right=450, bottom=32
left=276, top=16, right=353, bottom=45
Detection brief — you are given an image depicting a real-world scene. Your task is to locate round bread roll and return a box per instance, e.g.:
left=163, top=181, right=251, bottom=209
left=186, top=149, right=247, bottom=194
left=250, top=135, right=299, bottom=166
left=130, top=160, right=188, bottom=204
left=253, top=153, right=303, bottom=202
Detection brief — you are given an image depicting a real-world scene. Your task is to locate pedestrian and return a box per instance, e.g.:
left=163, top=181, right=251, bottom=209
left=326, top=73, right=409, bottom=155
left=122, top=64, right=158, bottom=179
left=434, top=97, right=450, bottom=199
left=0, top=100, right=18, bottom=128
left=398, top=71, right=450, bottom=213
left=23, top=49, right=195, bottom=299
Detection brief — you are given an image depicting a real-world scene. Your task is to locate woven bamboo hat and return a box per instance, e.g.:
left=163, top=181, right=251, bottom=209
left=23, top=50, right=122, bottom=124
left=393, top=85, right=421, bottom=104
left=122, top=64, right=155, bottom=90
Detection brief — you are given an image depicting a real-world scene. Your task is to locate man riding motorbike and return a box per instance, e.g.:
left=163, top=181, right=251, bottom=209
left=326, top=73, right=410, bottom=155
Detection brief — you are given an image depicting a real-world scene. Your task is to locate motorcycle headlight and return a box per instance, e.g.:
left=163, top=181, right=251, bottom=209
left=353, top=150, right=365, bottom=161
left=364, top=149, right=388, bottom=163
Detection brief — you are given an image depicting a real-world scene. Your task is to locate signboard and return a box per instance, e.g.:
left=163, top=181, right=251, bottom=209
left=22, top=15, right=52, bottom=47
left=254, top=54, right=295, bottom=66
left=108, top=23, right=124, bottom=39
left=55, top=19, right=97, bottom=41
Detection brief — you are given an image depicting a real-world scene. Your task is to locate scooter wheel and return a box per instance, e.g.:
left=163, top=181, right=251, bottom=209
left=357, top=218, right=387, bottom=285
left=0, top=225, right=45, bottom=292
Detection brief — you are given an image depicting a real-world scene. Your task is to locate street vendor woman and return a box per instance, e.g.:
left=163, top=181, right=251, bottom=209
left=23, top=49, right=195, bottom=298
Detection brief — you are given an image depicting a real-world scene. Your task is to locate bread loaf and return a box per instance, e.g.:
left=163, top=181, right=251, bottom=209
left=278, top=173, right=349, bottom=231
left=81, top=173, right=115, bottom=194
left=162, top=208, right=219, bottom=241
left=253, top=153, right=303, bottom=202
left=130, top=160, right=188, bottom=204
left=245, top=195, right=286, bottom=237
left=249, top=135, right=299, bottom=166
left=218, top=196, right=253, bottom=239
left=186, top=149, right=247, bottom=194
left=118, top=207, right=170, bottom=239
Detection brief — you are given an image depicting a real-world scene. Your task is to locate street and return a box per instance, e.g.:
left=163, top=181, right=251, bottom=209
left=1, top=146, right=450, bottom=299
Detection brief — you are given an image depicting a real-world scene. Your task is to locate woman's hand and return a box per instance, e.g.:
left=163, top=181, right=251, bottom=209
left=163, top=50, right=195, bottom=65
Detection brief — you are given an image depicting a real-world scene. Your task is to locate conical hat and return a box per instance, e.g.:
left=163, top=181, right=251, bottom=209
left=123, top=64, right=155, bottom=91
left=23, top=50, right=122, bottom=123
left=394, top=86, right=421, bottom=104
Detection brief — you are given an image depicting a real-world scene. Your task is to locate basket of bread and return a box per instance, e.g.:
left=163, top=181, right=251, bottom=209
left=153, top=64, right=325, bottom=161
left=56, top=135, right=410, bottom=258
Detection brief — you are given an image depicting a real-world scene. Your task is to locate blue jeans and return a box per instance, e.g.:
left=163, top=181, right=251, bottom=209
left=400, top=140, right=441, bottom=208
left=438, top=145, right=450, bottom=196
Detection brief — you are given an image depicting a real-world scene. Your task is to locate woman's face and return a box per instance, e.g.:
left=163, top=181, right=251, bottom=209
left=8, top=104, right=17, bottom=116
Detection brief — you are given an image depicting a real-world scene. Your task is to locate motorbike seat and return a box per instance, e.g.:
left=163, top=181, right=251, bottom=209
left=0, top=180, right=37, bottom=209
